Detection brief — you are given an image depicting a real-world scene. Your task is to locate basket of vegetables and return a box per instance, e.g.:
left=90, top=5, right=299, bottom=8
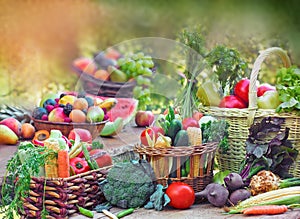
left=200, top=47, right=300, bottom=176
left=134, top=107, right=219, bottom=193
left=1, top=130, right=113, bottom=219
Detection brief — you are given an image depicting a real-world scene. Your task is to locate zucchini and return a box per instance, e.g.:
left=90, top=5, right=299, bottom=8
left=174, top=130, right=189, bottom=146
left=167, top=119, right=182, bottom=142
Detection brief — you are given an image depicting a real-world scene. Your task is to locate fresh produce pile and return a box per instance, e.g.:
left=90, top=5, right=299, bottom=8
left=0, top=128, right=113, bottom=218
left=73, top=49, right=155, bottom=109
left=137, top=106, right=228, bottom=179
left=195, top=169, right=300, bottom=215
left=32, top=92, right=116, bottom=124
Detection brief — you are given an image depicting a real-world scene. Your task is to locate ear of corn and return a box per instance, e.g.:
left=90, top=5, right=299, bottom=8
left=44, top=139, right=59, bottom=178
left=187, top=127, right=202, bottom=177
left=228, top=186, right=300, bottom=214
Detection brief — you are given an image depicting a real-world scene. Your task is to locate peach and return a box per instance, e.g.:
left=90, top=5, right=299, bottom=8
left=48, top=107, right=68, bottom=122
left=0, top=117, right=22, bottom=137
left=69, top=109, right=87, bottom=123
left=21, top=123, right=36, bottom=139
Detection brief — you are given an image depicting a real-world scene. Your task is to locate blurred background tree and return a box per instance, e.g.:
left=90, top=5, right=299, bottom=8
left=0, top=0, right=299, bottom=109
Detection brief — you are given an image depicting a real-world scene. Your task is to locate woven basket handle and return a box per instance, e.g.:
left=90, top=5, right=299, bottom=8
left=247, top=47, right=291, bottom=125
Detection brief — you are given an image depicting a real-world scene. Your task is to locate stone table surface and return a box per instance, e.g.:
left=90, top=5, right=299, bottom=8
left=0, top=123, right=299, bottom=219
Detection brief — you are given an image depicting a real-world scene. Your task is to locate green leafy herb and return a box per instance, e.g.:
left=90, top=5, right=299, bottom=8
left=205, top=45, right=249, bottom=95
left=239, top=117, right=298, bottom=185
left=0, top=142, right=55, bottom=219
left=176, top=27, right=207, bottom=118
left=201, top=120, right=229, bottom=154
left=276, top=66, right=300, bottom=113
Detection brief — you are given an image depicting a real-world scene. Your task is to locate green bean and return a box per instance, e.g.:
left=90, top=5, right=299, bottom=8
left=77, top=205, right=94, bottom=218
left=116, top=208, right=135, bottom=218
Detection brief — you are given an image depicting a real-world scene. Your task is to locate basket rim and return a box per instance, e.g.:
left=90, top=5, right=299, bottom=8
left=33, top=118, right=108, bottom=127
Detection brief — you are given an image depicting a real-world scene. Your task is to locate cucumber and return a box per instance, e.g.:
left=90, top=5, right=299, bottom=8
left=167, top=119, right=182, bottom=142
left=174, top=130, right=189, bottom=146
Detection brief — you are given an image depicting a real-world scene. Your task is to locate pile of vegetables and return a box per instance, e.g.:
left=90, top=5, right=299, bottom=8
left=0, top=129, right=113, bottom=219
left=196, top=169, right=300, bottom=216
left=139, top=106, right=229, bottom=178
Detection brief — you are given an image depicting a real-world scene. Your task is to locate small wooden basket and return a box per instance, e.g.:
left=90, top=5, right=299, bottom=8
left=33, top=119, right=107, bottom=139
left=73, top=66, right=136, bottom=98
left=200, top=47, right=300, bottom=176
left=20, top=166, right=111, bottom=219
left=134, top=142, right=218, bottom=192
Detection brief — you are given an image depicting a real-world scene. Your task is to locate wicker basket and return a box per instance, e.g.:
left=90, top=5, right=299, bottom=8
left=200, top=47, right=300, bottom=176
left=33, top=119, right=107, bottom=139
left=134, top=142, right=218, bottom=192
left=19, top=166, right=111, bottom=219
left=73, top=66, right=136, bottom=98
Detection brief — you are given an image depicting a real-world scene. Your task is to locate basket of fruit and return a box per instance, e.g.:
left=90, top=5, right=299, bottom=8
left=31, top=92, right=116, bottom=139
left=134, top=107, right=219, bottom=193
left=72, top=49, right=154, bottom=99
left=200, top=47, right=300, bottom=176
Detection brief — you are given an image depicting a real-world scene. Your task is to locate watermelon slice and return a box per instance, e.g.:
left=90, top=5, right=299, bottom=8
left=105, top=98, right=138, bottom=125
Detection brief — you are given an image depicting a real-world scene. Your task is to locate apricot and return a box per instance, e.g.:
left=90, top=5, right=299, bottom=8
left=21, top=123, right=36, bottom=139
left=73, top=98, right=89, bottom=111
left=94, top=69, right=110, bottom=81
left=69, top=109, right=87, bottom=123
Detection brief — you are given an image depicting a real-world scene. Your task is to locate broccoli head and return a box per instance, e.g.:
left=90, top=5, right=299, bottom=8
left=101, top=159, right=156, bottom=208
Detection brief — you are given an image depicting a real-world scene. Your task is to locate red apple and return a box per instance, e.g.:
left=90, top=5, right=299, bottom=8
left=257, top=84, right=276, bottom=97
left=135, top=110, right=155, bottom=127
left=182, top=117, right=200, bottom=130
left=89, top=149, right=113, bottom=168
left=0, top=117, right=22, bottom=137
left=68, top=128, right=93, bottom=143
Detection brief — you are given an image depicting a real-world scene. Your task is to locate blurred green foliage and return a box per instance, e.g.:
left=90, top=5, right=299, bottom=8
left=0, top=0, right=299, bottom=110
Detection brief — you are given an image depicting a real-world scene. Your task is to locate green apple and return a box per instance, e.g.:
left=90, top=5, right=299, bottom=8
left=86, top=106, right=104, bottom=123
left=257, top=90, right=281, bottom=109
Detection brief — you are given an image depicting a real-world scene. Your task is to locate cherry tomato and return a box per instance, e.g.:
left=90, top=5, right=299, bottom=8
left=166, top=182, right=195, bottom=209
left=234, top=79, right=250, bottom=104
left=219, top=95, right=247, bottom=109
left=257, top=84, right=276, bottom=97
left=140, top=126, right=164, bottom=146
left=182, top=117, right=200, bottom=130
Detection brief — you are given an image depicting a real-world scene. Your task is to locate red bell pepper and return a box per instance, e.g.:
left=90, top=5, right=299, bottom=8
left=69, top=157, right=90, bottom=174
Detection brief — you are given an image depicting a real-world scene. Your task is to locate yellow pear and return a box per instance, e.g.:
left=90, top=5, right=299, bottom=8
left=0, top=124, right=19, bottom=145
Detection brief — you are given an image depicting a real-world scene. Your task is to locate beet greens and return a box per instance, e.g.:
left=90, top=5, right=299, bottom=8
left=239, top=117, right=298, bottom=185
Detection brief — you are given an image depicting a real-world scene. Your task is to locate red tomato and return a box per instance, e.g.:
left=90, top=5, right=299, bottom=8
left=166, top=182, right=195, bottom=209
left=219, top=95, right=247, bottom=109
left=257, top=84, right=276, bottom=97
left=182, top=117, right=200, bottom=130
left=140, top=126, right=164, bottom=146
left=234, top=79, right=250, bottom=104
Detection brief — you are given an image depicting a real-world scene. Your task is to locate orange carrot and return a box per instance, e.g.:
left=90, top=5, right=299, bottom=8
left=243, top=205, right=288, bottom=215
left=57, top=150, right=70, bottom=178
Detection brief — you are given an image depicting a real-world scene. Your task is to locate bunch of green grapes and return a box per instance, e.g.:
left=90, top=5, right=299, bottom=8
left=117, top=52, right=155, bottom=109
